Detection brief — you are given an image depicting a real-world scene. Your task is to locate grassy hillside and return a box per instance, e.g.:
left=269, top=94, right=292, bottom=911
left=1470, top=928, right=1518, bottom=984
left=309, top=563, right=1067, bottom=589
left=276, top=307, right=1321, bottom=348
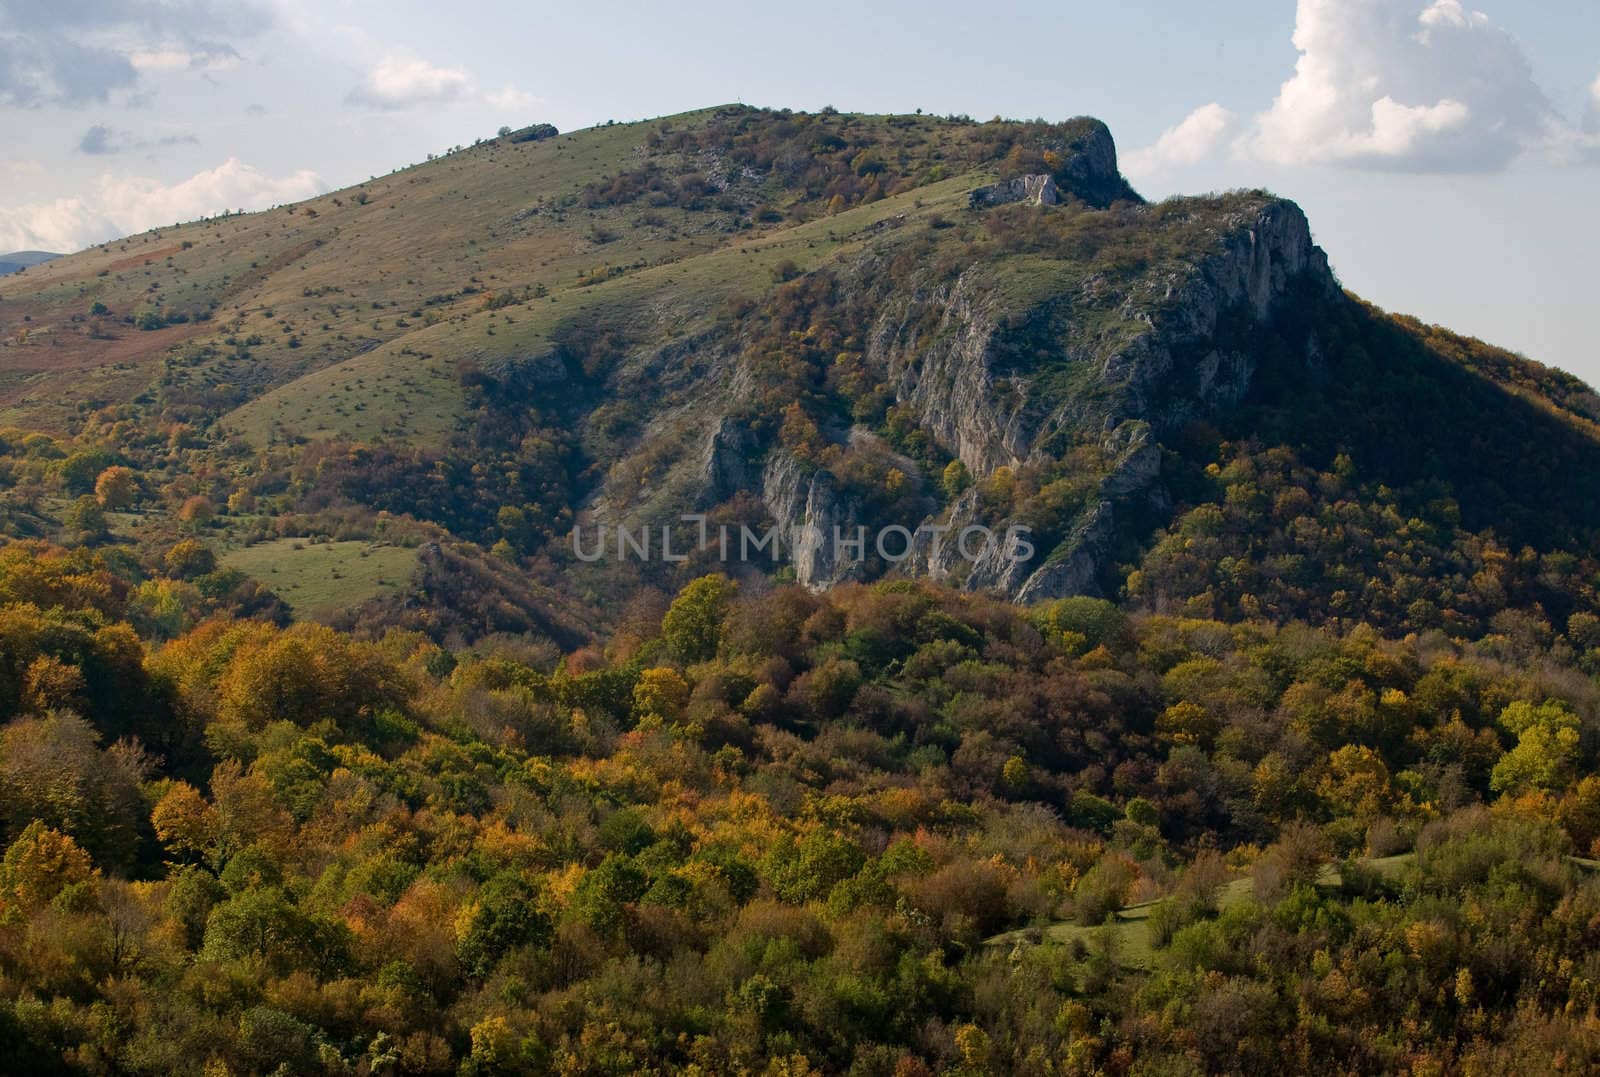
left=0, top=108, right=1022, bottom=431
left=222, top=171, right=981, bottom=450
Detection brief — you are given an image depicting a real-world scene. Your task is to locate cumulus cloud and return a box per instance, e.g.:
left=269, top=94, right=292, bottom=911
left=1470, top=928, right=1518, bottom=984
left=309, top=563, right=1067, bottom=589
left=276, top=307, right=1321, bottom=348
left=0, top=159, right=325, bottom=253
left=1242, top=0, right=1554, bottom=171
left=1126, top=1, right=1592, bottom=175
left=1586, top=73, right=1600, bottom=135
left=346, top=55, right=541, bottom=114
left=1123, top=104, right=1238, bottom=178
left=0, top=1, right=268, bottom=107
left=347, top=56, right=473, bottom=110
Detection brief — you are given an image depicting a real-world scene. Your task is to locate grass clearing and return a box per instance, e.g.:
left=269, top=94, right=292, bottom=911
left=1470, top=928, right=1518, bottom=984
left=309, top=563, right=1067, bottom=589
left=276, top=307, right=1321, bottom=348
left=224, top=538, right=418, bottom=620
left=984, top=853, right=1421, bottom=970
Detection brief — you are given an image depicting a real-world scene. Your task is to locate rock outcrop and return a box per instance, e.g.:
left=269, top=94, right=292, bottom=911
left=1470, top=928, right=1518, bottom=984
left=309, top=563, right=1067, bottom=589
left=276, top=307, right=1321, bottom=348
left=761, top=452, right=865, bottom=591
left=1052, top=119, right=1139, bottom=207
left=965, top=119, right=1136, bottom=209
left=699, top=417, right=756, bottom=507
left=866, top=274, right=1030, bottom=477
left=969, top=175, right=1058, bottom=208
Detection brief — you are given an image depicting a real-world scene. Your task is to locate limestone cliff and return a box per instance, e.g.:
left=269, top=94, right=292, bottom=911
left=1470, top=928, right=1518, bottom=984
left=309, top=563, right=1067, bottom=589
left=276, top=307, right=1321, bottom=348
left=847, top=197, right=1335, bottom=600
left=577, top=120, right=1337, bottom=603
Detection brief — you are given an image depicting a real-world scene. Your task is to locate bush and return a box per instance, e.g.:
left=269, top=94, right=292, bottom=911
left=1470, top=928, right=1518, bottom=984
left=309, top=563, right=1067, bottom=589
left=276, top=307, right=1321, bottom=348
left=94, top=466, right=138, bottom=509
left=62, top=495, right=108, bottom=539
left=165, top=539, right=217, bottom=579
left=1074, top=854, right=1136, bottom=926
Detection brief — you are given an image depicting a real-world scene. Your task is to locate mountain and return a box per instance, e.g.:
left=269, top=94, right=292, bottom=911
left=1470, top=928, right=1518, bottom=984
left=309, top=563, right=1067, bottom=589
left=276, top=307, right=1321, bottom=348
left=1, top=104, right=1597, bottom=640
left=0, top=250, right=59, bottom=276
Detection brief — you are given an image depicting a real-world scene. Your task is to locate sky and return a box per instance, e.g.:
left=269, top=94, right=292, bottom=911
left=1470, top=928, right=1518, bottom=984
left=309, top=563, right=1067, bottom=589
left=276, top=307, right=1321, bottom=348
left=0, top=0, right=1596, bottom=380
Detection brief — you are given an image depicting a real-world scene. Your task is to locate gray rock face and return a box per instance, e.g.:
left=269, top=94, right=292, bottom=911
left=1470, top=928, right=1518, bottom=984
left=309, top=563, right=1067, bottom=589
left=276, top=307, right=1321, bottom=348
left=1014, top=501, right=1118, bottom=603
left=1093, top=200, right=1335, bottom=433
left=882, top=200, right=1334, bottom=603
left=868, top=274, right=1031, bottom=477
left=903, top=420, right=1158, bottom=601
left=1153, top=200, right=1332, bottom=350
left=969, top=175, right=1058, bottom=208
left=965, top=117, right=1133, bottom=210
left=866, top=200, right=1329, bottom=495
left=699, top=417, right=755, bottom=506
left=1099, top=420, right=1161, bottom=498
left=642, top=182, right=1333, bottom=607
left=1053, top=120, right=1134, bottom=207
left=761, top=452, right=865, bottom=591
left=913, top=488, right=974, bottom=580
left=910, top=488, right=1032, bottom=593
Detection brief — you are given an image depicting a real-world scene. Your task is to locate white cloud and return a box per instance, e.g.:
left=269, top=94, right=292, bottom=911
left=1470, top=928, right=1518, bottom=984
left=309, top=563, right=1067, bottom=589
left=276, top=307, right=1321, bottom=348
left=485, top=85, right=540, bottom=112
left=346, top=54, right=541, bottom=115
left=346, top=56, right=472, bottom=110
left=0, top=199, right=115, bottom=255
left=1242, top=0, right=1555, bottom=171
left=0, top=159, right=325, bottom=253
left=1128, top=1, right=1594, bottom=175
left=1123, top=103, right=1238, bottom=177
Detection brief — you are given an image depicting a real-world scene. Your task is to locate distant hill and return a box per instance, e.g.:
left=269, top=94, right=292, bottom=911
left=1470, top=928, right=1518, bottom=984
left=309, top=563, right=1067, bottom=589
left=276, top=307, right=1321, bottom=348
left=0, top=250, right=59, bottom=276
